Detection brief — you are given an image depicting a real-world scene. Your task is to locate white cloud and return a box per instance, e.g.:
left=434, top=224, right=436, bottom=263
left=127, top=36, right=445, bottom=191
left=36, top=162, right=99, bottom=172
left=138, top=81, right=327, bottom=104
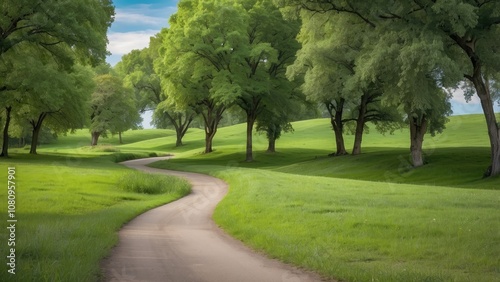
left=113, top=5, right=176, bottom=28
left=115, top=10, right=165, bottom=26
left=107, top=30, right=159, bottom=56
left=450, top=88, right=481, bottom=105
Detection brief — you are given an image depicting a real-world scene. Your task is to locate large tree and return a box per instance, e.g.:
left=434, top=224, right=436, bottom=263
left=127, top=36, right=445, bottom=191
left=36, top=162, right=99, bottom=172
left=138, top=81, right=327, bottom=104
left=117, top=34, right=196, bottom=147
left=236, top=0, right=301, bottom=161
left=156, top=1, right=245, bottom=153
left=0, top=0, right=114, bottom=157
left=89, top=74, right=141, bottom=146
left=287, top=12, right=400, bottom=156
left=15, top=64, right=94, bottom=154
left=278, top=0, right=500, bottom=176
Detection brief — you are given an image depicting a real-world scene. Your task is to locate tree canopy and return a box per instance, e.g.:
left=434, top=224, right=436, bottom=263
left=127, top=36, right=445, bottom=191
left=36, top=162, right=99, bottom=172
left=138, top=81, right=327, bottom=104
left=156, top=0, right=300, bottom=160
left=278, top=0, right=499, bottom=174
left=117, top=33, right=197, bottom=147
left=89, top=74, right=141, bottom=146
left=0, top=0, right=114, bottom=156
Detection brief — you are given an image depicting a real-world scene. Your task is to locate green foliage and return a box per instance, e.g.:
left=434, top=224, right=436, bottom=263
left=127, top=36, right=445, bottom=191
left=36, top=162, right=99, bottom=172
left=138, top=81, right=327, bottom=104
left=118, top=171, right=191, bottom=195
left=158, top=0, right=300, bottom=157
left=279, top=0, right=500, bottom=174
left=90, top=74, right=142, bottom=142
left=0, top=0, right=114, bottom=156
left=117, top=35, right=197, bottom=146
left=111, top=152, right=159, bottom=163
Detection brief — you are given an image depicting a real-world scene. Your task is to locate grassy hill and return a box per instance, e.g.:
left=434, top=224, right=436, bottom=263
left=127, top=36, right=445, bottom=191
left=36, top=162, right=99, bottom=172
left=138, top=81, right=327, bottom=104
left=1, top=114, right=498, bottom=281
left=148, top=114, right=499, bottom=281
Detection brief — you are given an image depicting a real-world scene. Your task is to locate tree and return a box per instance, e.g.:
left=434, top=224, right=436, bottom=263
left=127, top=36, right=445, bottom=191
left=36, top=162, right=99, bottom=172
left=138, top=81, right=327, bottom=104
left=287, top=11, right=404, bottom=157
left=16, top=64, right=94, bottom=154
left=286, top=12, right=355, bottom=156
left=117, top=34, right=196, bottom=147
left=89, top=74, right=141, bottom=146
left=0, top=0, right=114, bottom=157
left=278, top=0, right=500, bottom=176
left=256, top=103, right=294, bottom=153
left=158, top=0, right=300, bottom=160
left=156, top=1, right=245, bottom=153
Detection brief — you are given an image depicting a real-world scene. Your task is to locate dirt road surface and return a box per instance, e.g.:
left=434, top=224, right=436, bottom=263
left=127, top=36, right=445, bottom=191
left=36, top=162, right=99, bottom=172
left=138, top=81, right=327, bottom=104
left=101, top=157, right=327, bottom=282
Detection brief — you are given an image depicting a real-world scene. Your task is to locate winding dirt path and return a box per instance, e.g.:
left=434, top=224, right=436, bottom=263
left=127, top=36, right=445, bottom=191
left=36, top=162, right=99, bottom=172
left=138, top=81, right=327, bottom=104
left=101, top=157, right=326, bottom=282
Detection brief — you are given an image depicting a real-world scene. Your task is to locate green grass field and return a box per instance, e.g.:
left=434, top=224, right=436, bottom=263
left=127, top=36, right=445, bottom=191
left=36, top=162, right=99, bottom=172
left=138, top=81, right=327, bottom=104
left=0, top=139, right=190, bottom=281
left=0, top=114, right=499, bottom=281
left=150, top=114, right=499, bottom=281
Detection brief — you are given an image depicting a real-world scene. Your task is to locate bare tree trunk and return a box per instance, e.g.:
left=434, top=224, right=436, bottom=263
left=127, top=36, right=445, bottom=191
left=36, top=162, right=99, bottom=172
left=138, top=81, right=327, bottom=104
left=201, top=103, right=225, bottom=154
left=451, top=34, right=500, bottom=177
left=267, top=137, right=276, bottom=153
left=328, top=99, right=348, bottom=156
left=1, top=106, right=12, bottom=157
left=352, top=93, right=369, bottom=155
left=176, top=132, right=183, bottom=147
left=91, top=131, right=101, bottom=146
left=170, top=112, right=194, bottom=147
left=469, top=71, right=500, bottom=177
left=118, top=132, right=123, bottom=144
left=205, top=131, right=215, bottom=153
left=29, top=113, right=47, bottom=155
left=29, top=125, right=41, bottom=155
left=409, top=115, right=427, bottom=167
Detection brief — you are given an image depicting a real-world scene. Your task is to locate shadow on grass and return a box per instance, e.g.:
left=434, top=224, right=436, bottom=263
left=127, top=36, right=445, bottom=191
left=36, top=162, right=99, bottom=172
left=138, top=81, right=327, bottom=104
left=152, top=146, right=498, bottom=190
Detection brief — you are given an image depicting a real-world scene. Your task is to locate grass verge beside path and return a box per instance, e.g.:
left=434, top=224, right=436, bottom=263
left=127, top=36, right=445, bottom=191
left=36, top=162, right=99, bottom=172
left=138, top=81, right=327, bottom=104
left=0, top=154, right=190, bottom=281
left=150, top=161, right=500, bottom=282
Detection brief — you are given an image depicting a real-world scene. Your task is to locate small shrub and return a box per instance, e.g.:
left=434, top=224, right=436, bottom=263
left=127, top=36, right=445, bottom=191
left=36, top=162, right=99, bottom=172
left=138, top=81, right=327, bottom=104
left=118, top=171, right=191, bottom=195
left=81, top=145, right=121, bottom=153
left=111, top=152, right=160, bottom=163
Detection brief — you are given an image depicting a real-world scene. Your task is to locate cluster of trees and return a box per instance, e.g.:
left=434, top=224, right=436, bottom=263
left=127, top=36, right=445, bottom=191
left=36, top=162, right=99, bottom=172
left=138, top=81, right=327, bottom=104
left=275, top=0, right=500, bottom=176
left=132, top=0, right=498, bottom=177
left=2, top=0, right=499, bottom=179
left=0, top=1, right=141, bottom=156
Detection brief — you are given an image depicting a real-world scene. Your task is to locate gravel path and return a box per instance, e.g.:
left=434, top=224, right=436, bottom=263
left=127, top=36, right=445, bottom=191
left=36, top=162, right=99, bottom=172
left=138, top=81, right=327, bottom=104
left=101, top=157, right=326, bottom=282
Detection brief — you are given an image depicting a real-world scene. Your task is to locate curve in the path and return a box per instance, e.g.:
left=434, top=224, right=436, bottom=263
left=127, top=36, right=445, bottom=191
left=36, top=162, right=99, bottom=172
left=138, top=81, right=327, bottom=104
left=101, top=157, right=327, bottom=282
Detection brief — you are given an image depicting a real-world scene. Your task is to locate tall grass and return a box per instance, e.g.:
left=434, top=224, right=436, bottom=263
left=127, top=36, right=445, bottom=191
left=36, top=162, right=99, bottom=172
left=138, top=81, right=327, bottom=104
left=118, top=171, right=190, bottom=195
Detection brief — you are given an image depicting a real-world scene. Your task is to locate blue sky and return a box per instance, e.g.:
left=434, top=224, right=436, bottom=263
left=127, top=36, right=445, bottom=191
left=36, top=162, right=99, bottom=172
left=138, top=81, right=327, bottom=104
left=106, top=0, right=178, bottom=66
left=105, top=0, right=497, bottom=128
left=106, top=1, right=178, bottom=128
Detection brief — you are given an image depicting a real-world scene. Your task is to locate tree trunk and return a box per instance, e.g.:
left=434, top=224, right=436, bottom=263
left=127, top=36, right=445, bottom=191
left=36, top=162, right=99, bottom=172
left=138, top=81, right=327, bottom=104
left=352, top=93, right=369, bottom=155
left=91, top=131, right=101, bottom=146
left=409, top=115, right=427, bottom=167
left=331, top=107, right=347, bottom=156
left=29, top=113, right=47, bottom=155
left=176, top=132, right=183, bottom=147
left=173, top=113, right=194, bottom=147
left=201, top=103, right=225, bottom=154
left=451, top=34, right=500, bottom=177
left=205, top=131, right=215, bottom=153
left=118, top=132, right=123, bottom=144
left=30, top=125, right=41, bottom=155
left=469, top=70, right=500, bottom=177
left=267, top=137, right=276, bottom=153
left=1, top=106, right=12, bottom=157
left=245, top=114, right=256, bottom=162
